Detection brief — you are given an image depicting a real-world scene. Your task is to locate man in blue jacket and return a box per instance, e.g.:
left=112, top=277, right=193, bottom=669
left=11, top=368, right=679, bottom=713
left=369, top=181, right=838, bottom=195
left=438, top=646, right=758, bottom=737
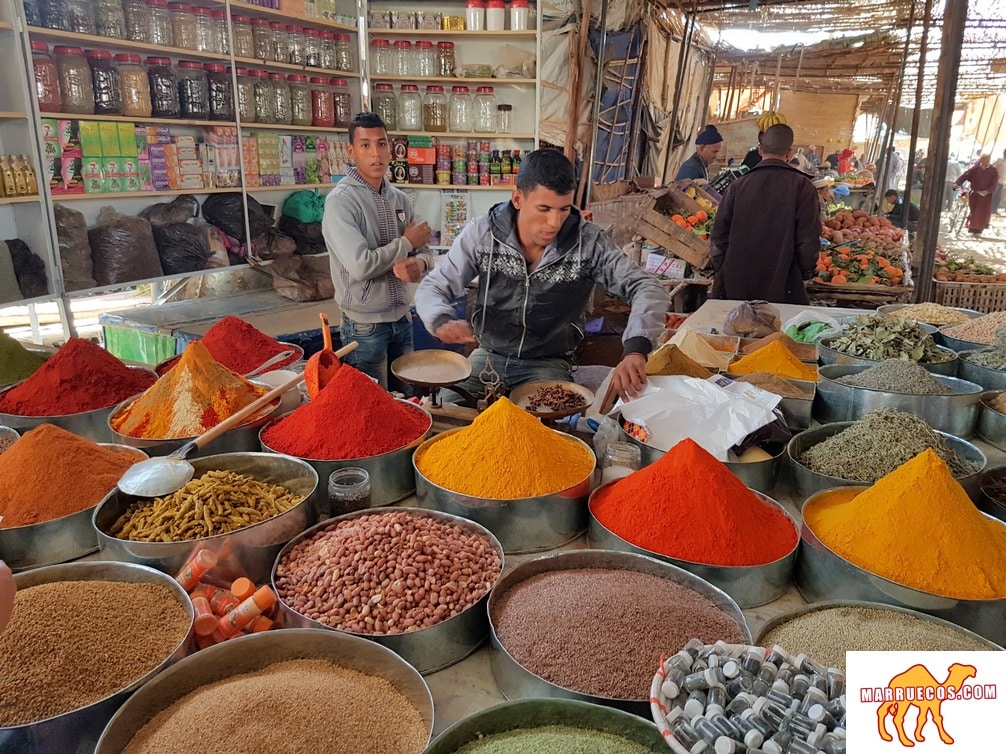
left=675, top=125, right=724, bottom=181
left=415, top=149, right=670, bottom=401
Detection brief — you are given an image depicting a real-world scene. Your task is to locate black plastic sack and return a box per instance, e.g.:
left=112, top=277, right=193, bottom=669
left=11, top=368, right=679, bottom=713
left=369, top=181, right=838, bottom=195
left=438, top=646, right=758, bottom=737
left=88, top=208, right=163, bottom=286
left=278, top=215, right=327, bottom=256
left=153, top=223, right=212, bottom=275
left=202, top=193, right=273, bottom=242
left=54, top=204, right=96, bottom=291
left=139, top=195, right=200, bottom=228
left=5, top=238, right=48, bottom=299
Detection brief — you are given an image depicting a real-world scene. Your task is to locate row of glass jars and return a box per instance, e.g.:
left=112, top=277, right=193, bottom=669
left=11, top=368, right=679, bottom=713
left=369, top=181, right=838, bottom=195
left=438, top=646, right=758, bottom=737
left=236, top=70, right=352, bottom=127
left=371, top=39, right=455, bottom=78
left=372, top=83, right=498, bottom=133
left=234, top=17, right=355, bottom=71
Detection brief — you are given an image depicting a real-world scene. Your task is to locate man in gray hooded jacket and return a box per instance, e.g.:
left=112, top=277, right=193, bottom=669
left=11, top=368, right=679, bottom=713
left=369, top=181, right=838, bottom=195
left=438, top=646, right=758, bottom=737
left=415, top=148, right=669, bottom=401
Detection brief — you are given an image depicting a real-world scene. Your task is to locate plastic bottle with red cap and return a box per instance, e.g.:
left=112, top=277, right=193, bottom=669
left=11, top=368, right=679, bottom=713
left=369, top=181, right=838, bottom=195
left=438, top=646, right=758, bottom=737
left=465, top=0, right=485, bottom=31
left=511, top=0, right=531, bottom=30
left=485, top=0, right=506, bottom=31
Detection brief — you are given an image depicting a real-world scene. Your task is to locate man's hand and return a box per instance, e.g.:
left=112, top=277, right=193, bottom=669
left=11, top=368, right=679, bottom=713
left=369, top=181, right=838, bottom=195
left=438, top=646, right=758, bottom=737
left=435, top=319, right=477, bottom=345
left=0, top=560, right=15, bottom=635
left=404, top=220, right=432, bottom=249
left=611, top=353, right=647, bottom=401
left=393, top=256, right=427, bottom=282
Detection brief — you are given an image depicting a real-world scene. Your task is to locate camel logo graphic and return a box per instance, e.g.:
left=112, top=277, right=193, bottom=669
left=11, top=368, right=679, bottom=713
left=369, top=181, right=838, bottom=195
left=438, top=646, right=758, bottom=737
left=866, top=662, right=986, bottom=747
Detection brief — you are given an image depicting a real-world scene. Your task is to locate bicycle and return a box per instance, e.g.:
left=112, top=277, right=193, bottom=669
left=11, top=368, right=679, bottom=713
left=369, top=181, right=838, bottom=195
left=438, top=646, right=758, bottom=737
left=947, top=186, right=970, bottom=235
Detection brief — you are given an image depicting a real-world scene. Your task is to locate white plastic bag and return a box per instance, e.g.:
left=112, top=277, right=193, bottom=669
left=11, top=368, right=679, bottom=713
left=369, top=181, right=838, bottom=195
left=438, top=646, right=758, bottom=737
left=782, top=310, right=844, bottom=343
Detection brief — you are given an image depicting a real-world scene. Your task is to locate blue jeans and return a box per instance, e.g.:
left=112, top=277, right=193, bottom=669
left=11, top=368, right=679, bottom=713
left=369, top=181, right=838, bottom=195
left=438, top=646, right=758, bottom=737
left=339, top=315, right=414, bottom=393
left=454, top=348, right=573, bottom=399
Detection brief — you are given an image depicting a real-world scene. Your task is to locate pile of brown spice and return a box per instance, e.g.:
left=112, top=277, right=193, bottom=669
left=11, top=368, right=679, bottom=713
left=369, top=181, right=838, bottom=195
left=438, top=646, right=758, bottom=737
left=734, top=371, right=812, bottom=399
left=646, top=344, right=713, bottom=378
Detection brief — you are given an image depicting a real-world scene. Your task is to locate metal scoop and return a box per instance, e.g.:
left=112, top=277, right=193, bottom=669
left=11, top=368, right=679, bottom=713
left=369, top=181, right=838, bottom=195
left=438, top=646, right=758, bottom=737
left=117, top=341, right=358, bottom=498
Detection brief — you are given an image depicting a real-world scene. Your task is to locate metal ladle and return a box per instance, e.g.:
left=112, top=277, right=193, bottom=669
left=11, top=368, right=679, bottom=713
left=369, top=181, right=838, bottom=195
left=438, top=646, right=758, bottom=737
left=117, top=341, right=358, bottom=498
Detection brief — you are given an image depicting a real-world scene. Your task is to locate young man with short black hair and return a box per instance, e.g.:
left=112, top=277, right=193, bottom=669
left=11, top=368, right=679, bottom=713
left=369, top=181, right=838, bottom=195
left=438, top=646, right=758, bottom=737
left=322, top=112, right=434, bottom=390
left=415, top=148, right=670, bottom=401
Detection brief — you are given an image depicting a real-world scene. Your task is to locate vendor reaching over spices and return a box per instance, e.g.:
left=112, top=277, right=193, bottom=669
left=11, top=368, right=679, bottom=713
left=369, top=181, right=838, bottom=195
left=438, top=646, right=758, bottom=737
left=415, top=148, right=670, bottom=401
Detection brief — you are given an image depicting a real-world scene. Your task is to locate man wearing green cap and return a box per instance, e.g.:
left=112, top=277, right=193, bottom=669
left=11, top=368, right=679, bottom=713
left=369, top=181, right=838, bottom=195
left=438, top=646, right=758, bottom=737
left=675, top=124, right=724, bottom=181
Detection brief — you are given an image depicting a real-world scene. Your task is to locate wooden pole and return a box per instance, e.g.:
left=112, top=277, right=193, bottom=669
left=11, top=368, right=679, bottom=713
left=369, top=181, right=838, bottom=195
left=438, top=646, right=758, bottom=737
left=903, top=0, right=932, bottom=231
left=661, top=9, right=695, bottom=183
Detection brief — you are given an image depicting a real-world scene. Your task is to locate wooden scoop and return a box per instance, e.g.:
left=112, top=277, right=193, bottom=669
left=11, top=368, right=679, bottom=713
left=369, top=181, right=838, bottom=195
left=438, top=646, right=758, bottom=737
left=304, top=313, right=343, bottom=399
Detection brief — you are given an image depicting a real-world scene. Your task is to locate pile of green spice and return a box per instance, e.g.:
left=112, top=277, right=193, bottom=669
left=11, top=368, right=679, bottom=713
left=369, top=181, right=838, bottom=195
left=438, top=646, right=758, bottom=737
left=961, top=327, right=1006, bottom=370
left=827, top=314, right=950, bottom=363
left=0, top=331, right=48, bottom=386
left=798, top=408, right=980, bottom=482
left=453, top=726, right=654, bottom=754
left=835, top=360, right=953, bottom=395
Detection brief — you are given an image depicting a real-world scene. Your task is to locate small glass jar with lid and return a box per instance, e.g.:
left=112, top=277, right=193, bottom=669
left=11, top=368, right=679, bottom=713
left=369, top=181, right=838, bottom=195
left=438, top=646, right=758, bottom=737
left=269, top=72, right=292, bottom=124
left=304, top=29, right=322, bottom=68
left=66, top=0, right=97, bottom=35
left=168, top=2, right=197, bottom=50
left=205, top=62, right=233, bottom=121
left=392, top=40, right=413, bottom=77
left=449, top=85, right=473, bottom=132
left=398, top=84, right=422, bottom=131
left=415, top=40, right=435, bottom=78
left=146, top=55, right=179, bottom=118
left=286, top=25, right=305, bottom=65
left=192, top=6, right=216, bottom=53
left=54, top=46, right=94, bottom=114
left=423, top=85, right=447, bottom=132
left=32, top=42, right=62, bottom=113
left=474, top=86, right=497, bottom=132
left=87, top=49, right=122, bottom=116
left=250, top=68, right=276, bottom=123
left=436, top=41, right=456, bottom=77
left=601, top=442, right=641, bottom=484
left=211, top=9, right=229, bottom=54
left=331, top=78, right=352, bottom=128
left=372, top=83, right=397, bottom=130
left=96, top=0, right=127, bottom=38
left=231, top=15, right=254, bottom=57
left=269, top=21, right=288, bottom=63
left=370, top=38, right=391, bottom=76
left=23, top=0, right=43, bottom=27
left=116, top=53, right=151, bottom=117
left=252, top=18, right=272, bottom=60
left=123, top=0, right=150, bottom=42
left=145, top=0, right=173, bottom=46
left=333, top=33, right=354, bottom=72
left=497, top=103, right=512, bottom=133
left=319, top=31, right=336, bottom=70
left=287, top=74, right=312, bottom=126
left=177, top=60, right=209, bottom=120
left=310, top=76, right=333, bottom=127
left=234, top=67, right=255, bottom=122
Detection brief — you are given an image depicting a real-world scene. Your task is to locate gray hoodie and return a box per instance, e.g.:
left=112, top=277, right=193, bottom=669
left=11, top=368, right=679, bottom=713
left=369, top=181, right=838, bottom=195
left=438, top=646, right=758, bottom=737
left=322, top=171, right=434, bottom=323
left=415, top=202, right=669, bottom=360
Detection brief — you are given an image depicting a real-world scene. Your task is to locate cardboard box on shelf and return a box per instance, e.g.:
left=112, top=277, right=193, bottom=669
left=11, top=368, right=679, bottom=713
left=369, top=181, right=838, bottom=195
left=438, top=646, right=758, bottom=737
left=122, top=157, right=142, bottom=192
left=79, top=121, right=101, bottom=157
left=82, top=157, right=104, bottom=193
left=61, top=156, right=85, bottom=194
left=408, top=164, right=435, bottom=184
left=102, top=157, right=123, bottom=192
left=58, top=120, right=82, bottom=157
left=99, top=122, right=120, bottom=156
left=117, top=123, right=138, bottom=157
left=408, top=147, right=435, bottom=165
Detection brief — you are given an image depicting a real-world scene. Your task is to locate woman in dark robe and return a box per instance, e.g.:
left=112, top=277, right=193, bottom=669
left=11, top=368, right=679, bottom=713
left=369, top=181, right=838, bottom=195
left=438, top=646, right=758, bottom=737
left=955, top=154, right=999, bottom=234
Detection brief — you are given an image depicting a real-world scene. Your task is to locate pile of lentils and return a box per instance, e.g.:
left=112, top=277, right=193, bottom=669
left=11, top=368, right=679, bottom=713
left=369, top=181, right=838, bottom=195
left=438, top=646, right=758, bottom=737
left=275, top=510, right=502, bottom=635
left=492, top=566, right=747, bottom=700
left=798, top=408, right=980, bottom=482
left=759, top=605, right=994, bottom=670
left=835, top=359, right=952, bottom=395
left=890, top=303, right=971, bottom=326
left=942, top=310, right=1006, bottom=344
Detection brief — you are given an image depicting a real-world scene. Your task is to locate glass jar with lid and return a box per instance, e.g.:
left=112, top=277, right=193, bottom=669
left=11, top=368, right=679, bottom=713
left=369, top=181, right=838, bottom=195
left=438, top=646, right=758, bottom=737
left=31, top=42, right=62, bottom=113
left=145, top=0, right=173, bottom=47
left=231, top=16, right=254, bottom=57
left=269, top=21, right=288, bottom=63
left=304, top=29, right=322, bottom=68
left=146, top=56, right=179, bottom=118
left=474, top=86, right=497, bottom=132
left=54, top=46, right=94, bottom=114
left=497, top=103, right=512, bottom=133
left=96, top=0, right=126, bottom=38
left=423, top=85, right=447, bottom=132
left=192, top=6, right=216, bottom=53
left=235, top=67, right=255, bottom=122
left=252, top=18, right=272, bottom=60
left=116, top=53, right=151, bottom=117
left=123, top=0, right=150, bottom=42
left=211, top=9, right=229, bottom=54
left=333, top=33, right=354, bottom=72
left=392, top=40, right=413, bottom=77
left=287, top=74, right=312, bottom=126
left=169, top=3, right=197, bottom=50
left=398, top=84, right=422, bottom=132
left=310, top=76, right=333, bottom=127
left=269, top=72, right=292, bottom=125
left=66, top=0, right=97, bottom=35
left=436, top=41, right=456, bottom=77
left=601, top=442, right=641, bottom=484
left=87, top=49, right=122, bottom=116
left=415, top=40, right=435, bottom=78
left=205, top=63, right=233, bottom=121
left=23, top=0, right=43, bottom=27
left=370, top=38, right=391, bottom=76
left=250, top=69, right=276, bottom=123
left=331, top=78, right=352, bottom=128
left=372, top=83, right=397, bottom=130
left=449, top=85, right=473, bottom=132
left=286, top=25, right=305, bottom=65
left=319, top=31, right=336, bottom=70
left=177, top=60, right=209, bottom=120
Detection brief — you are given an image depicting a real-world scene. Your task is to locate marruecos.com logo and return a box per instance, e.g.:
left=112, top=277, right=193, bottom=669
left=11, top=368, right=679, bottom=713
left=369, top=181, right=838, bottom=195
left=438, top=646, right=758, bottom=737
left=847, top=652, right=1004, bottom=752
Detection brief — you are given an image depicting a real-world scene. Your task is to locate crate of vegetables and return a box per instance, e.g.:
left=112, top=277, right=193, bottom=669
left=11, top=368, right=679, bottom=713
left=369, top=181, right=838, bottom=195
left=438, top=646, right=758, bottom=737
left=808, top=244, right=913, bottom=306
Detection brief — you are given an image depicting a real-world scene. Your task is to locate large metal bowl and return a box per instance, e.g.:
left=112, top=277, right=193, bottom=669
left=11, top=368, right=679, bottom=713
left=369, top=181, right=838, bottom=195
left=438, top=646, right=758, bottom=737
left=413, top=428, right=595, bottom=554
left=587, top=482, right=798, bottom=608
left=957, top=350, right=1006, bottom=390
left=818, top=338, right=958, bottom=376
left=0, top=443, right=148, bottom=572
left=936, top=327, right=989, bottom=352
left=617, top=416, right=783, bottom=495
left=814, top=364, right=983, bottom=437
left=424, top=699, right=666, bottom=754
left=787, top=422, right=987, bottom=501
left=259, top=400, right=432, bottom=512
left=878, top=303, right=982, bottom=323
left=95, top=628, right=434, bottom=753
left=798, top=488, right=1006, bottom=645
left=977, top=390, right=1006, bottom=450
left=723, top=373, right=815, bottom=430
left=272, top=508, right=504, bottom=674
left=0, top=561, right=193, bottom=754
left=978, top=465, right=1006, bottom=523
left=754, top=599, right=1002, bottom=652
left=0, top=366, right=156, bottom=443
left=836, top=314, right=938, bottom=335
left=93, top=452, right=318, bottom=583
left=488, top=549, right=751, bottom=716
